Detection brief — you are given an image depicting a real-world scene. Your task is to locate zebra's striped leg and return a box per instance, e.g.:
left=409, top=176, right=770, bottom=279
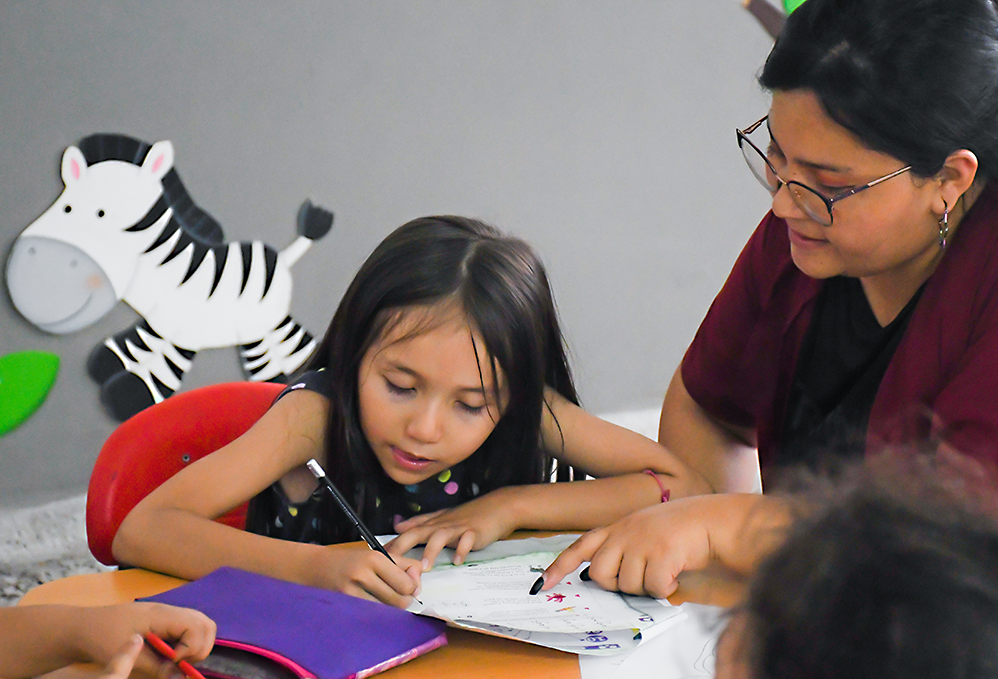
left=87, top=320, right=195, bottom=420
left=239, top=315, right=316, bottom=383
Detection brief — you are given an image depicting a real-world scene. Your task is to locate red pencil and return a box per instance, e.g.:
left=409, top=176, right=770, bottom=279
left=143, top=632, right=208, bottom=679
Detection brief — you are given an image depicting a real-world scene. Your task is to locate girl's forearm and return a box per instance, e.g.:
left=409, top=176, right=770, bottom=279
left=542, top=389, right=713, bottom=498
left=502, top=473, right=680, bottom=532
left=113, top=506, right=327, bottom=588
left=0, top=605, right=92, bottom=678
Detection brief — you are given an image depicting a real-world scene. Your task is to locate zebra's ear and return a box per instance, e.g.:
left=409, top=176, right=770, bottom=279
left=140, top=140, right=175, bottom=181
left=60, top=146, right=88, bottom=186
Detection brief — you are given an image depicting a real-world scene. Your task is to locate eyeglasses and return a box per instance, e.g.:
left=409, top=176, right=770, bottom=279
left=736, top=116, right=912, bottom=226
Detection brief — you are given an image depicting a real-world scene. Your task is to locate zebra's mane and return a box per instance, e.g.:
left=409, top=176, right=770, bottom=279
left=77, top=134, right=226, bottom=245
left=77, top=133, right=275, bottom=298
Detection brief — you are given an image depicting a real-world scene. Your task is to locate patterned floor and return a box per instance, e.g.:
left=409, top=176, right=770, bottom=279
left=0, top=495, right=109, bottom=605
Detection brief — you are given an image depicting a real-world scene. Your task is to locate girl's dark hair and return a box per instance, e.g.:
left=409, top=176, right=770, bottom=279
left=742, top=454, right=998, bottom=679
left=760, top=0, right=998, bottom=180
left=307, top=216, right=577, bottom=542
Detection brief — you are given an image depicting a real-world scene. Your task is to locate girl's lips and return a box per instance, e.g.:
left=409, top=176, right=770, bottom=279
left=391, top=446, right=433, bottom=471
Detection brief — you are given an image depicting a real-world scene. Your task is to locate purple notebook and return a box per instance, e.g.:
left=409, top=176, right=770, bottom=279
left=142, top=567, right=447, bottom=679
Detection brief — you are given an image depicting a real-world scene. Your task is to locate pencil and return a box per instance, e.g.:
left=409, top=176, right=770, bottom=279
left=144, top=632, right=207, bottom=679
left=306, top=458, right=423, bottom=604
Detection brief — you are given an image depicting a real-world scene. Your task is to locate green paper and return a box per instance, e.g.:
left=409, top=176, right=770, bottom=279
left=0, top=351, right=60, bottom=435
left=784, top=0, right=808, bottom=13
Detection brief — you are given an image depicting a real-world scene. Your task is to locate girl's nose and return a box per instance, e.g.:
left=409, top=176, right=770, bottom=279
left=406, top=402, right=444, bottom=443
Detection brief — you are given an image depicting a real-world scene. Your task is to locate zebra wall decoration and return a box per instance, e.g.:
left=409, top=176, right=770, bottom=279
left=5, top=133, right=333, bottom=421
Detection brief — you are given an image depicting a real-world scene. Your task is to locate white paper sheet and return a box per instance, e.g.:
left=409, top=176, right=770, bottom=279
left=579, top=602, right=728, bottom=678
left=401, top=534, right=686, bottom=656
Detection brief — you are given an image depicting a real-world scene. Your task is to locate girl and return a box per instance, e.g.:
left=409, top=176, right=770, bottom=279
left=113, top=216, right=708, bottom=607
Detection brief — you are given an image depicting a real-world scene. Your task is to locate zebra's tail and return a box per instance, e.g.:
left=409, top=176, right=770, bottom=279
left=281, top=200, right=334, bottom=267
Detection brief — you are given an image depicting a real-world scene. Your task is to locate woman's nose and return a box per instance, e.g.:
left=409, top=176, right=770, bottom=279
left=770, top=180, right=808, bottom=221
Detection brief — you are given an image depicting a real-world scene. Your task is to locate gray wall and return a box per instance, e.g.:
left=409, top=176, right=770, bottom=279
left=0, top=1, right=774, bottom=507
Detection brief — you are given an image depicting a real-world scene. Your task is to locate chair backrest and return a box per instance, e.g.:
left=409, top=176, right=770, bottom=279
left=86, top=381, right=286, bottom=566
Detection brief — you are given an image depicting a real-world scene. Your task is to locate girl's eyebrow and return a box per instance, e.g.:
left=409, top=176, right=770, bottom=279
left=767, top=120, right=852, bottom=174
left=385, top=362, right=492, bottom=396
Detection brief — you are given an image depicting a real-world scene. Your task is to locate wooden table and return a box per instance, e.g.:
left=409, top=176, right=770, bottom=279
left=19, top=560, right=743, bottom=678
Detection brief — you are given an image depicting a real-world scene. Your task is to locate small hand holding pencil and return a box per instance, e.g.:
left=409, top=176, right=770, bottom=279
left=306, top=459, right=423, bottom=605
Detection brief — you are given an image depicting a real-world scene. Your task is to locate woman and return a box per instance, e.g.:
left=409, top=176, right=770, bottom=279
left=663, top=0, right=998, bottom=492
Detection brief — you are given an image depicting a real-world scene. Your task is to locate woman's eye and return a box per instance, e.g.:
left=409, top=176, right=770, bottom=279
left=818, top=183, right=853, bottom=196
left=384, top=379, right=414, bottom=396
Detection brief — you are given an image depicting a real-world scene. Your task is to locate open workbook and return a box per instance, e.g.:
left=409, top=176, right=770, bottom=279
left=403, top=534, right=687, bottom=656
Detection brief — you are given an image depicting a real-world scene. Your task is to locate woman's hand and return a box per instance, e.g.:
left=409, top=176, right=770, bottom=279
left=388, top=488, right=521, bottom=569
left=540, top=494, right=781, bottom=599
left=310, top=542, right=424, bottom=608
left=539, top=498, right=714, bottom=598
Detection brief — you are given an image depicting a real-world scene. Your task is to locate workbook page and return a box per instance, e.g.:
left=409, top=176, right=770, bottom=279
left=403, top=535, right=685, bottom=655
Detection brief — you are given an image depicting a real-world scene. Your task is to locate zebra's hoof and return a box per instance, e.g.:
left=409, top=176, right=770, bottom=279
left=87, top=344, right=126, bottom=385
left=100, top=372, right=156, bottom=421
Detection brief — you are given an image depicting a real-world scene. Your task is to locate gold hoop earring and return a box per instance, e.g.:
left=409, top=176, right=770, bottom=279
left=939, top=199, right=950, bottom=250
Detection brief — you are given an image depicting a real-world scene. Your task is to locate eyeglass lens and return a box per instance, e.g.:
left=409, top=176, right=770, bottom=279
left=740, top=126, right=833, bottom=226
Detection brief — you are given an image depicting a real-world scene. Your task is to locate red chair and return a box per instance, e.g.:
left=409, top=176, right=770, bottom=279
left=86, top=381, right=286, bottom=566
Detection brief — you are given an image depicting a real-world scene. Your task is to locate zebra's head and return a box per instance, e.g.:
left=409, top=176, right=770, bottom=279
left=6, top=139, right=174, bottom=333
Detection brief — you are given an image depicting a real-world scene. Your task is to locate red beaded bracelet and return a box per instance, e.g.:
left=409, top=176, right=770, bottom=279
left=643, top=469, right=671, bottom=503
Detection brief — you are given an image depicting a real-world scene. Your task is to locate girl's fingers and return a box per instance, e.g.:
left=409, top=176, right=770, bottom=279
left=452, top=531, right=478, bottom=566
left=100, top=635, right=144, bottom=679
left=420, top=528, right=463, bottom=570
left=393, top=510, right=444, bottom=532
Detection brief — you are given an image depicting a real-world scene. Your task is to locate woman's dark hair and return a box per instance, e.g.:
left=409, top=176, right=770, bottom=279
left=305, top=216, right=577, bottom=542
left=760, top=0, right=998, bottom=180
left=742, top=454, right=998, bottom=679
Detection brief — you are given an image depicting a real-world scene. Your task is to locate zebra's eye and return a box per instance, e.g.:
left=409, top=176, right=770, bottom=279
left=63, top=205, right=72, bottom=213
left=97, top=209, right=105, bottom=218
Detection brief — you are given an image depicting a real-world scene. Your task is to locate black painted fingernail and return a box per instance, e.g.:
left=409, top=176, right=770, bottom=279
left=580, top=566, right=591, bottom=581
left=529, top=575, right=544, bottom=595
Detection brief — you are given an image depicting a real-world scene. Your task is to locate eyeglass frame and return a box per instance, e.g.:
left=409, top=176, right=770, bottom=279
left=736, top=116, right=912, bottom=226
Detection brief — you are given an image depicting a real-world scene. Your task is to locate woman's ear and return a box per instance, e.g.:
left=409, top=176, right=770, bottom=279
left=936, top=149, right=979, bottom=213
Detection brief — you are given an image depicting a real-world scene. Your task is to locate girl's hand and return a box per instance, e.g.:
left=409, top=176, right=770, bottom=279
left=79, top=602, right=216, bottom=675
left=99, top=635, right=144, bottom=679
left=312, top=542, right=423, bottom=608
left=388, top=489, right=520, bottom=570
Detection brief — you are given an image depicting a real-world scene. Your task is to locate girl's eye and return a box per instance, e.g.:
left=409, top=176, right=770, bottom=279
left=384, top=379, right=414, bottom=396
left=457, top=402, right=486, bottom=415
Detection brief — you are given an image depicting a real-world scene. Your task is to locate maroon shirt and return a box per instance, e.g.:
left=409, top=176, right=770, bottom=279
left=682, top=182, right=998, bottom=472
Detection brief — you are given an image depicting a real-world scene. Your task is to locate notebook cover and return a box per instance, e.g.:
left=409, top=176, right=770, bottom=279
left=141, top=567, right=447, bottom=679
